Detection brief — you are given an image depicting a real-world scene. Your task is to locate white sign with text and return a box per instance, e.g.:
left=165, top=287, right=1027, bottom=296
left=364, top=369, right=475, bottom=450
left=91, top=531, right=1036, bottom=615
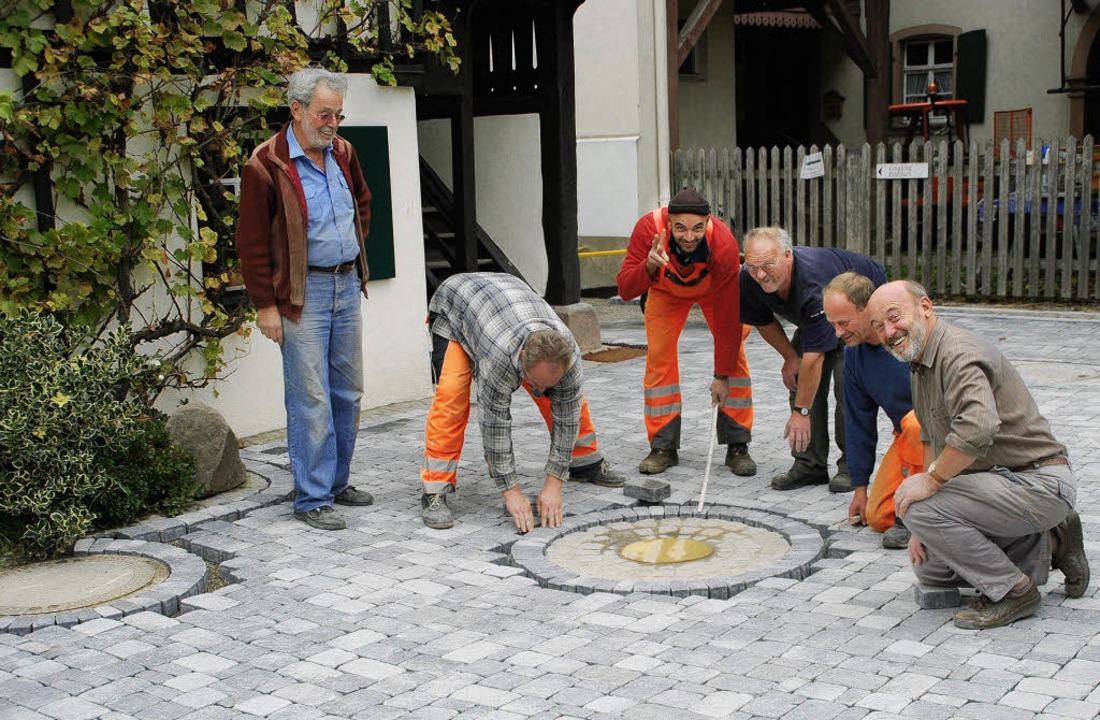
left=875, top=162, right=930, bottom=180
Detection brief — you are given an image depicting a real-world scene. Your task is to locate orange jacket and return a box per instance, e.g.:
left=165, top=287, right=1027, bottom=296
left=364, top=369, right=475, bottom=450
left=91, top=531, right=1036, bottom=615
left=616, top=208, right=744, bottom=377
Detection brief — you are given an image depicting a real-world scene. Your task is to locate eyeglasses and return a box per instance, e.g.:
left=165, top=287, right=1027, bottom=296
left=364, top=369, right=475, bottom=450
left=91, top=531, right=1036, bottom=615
left=744, top=259, right=781, bottom=274
left=308, top=107, right=346, bottom=124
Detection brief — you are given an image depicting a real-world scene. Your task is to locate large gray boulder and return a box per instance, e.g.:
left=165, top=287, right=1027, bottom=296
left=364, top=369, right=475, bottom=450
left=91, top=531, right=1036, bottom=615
left=167, top=402, right=246, bottom=498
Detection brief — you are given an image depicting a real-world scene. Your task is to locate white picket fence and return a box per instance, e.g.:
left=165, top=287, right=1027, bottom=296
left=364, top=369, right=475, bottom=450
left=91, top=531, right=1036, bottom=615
left=674, top=138, right=1100, bottom=301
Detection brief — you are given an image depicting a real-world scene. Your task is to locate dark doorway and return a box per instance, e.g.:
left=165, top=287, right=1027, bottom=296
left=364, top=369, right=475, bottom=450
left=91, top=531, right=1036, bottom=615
left=735, top=26, right=820, bottom=148
left=1085, top=32, right=1100, bottom=139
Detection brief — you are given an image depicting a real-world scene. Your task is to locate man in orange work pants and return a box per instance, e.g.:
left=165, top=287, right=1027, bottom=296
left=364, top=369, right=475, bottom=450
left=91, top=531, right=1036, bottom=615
left=420, top=273, right=624, bottom=533
left=823, top=272, right=922, bottom=547
left=616, top=188, right=755, bottom=476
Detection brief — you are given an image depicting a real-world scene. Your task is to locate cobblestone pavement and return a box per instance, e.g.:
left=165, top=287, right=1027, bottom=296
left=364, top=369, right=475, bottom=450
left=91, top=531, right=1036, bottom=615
left=3, top=305, right=1100, bottom=719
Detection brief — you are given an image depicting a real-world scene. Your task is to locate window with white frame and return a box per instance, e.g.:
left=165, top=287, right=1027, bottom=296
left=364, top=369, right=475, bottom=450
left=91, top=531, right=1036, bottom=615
left=902, top=36, right=954, bottom=104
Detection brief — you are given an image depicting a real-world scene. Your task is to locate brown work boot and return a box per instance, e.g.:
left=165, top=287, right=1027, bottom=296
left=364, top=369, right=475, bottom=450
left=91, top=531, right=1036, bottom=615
left=1051, top=509, right=1090, bottom=598
left=953, top=576, right=1041, bottom=629
left=638, top=448, right=678, bottom=475
left=724, top=444, right=757, bottom=476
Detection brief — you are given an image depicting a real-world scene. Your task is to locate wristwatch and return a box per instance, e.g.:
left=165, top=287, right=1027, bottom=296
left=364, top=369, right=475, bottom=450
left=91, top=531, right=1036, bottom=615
left=793, top=406, right=810, bottom=416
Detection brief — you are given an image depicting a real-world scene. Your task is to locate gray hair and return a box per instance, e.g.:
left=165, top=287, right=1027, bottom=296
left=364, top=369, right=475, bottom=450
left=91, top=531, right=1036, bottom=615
left=900, top=279, right=929, bottom=300
left=522, top=329, right=574, bottom=371
left=744, top=226, right=792, bottom=254
left=287, top=68, right=348, bottom=107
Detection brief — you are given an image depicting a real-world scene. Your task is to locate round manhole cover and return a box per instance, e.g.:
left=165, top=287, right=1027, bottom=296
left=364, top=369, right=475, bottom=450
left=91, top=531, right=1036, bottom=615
left=0, top=555, right=169, bottom=615
left=1013, top=361, right=1100, bottom=384
left=510, top=505, right=825, bottom=599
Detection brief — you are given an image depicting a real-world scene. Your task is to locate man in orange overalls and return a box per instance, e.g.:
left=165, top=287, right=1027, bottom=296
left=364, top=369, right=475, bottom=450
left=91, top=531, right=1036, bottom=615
left=616, top=188, right=755, bottom=476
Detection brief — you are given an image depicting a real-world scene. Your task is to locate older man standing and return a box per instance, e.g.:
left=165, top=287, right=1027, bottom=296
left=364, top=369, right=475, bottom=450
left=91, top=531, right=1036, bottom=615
left=617, top=188, right=755, bottom=477
left=739, top=227, right=885, bottom=492
left=823, top=272, right=921, bottom=548
left=236, top=68, right=374, bottom=531
left=420, top=273, right=623, bottom=533
left=869, top=280, right=1088, bottom=629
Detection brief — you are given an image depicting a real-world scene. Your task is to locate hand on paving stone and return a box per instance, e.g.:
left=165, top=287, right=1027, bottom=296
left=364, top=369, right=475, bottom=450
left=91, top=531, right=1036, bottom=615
left=537, top=475, right=564, bottom=529
left=848, top=486, right=867, bottom=524
left=503, top=485, right=535, bottom=533
left=908, top=536, right=926, bottom=565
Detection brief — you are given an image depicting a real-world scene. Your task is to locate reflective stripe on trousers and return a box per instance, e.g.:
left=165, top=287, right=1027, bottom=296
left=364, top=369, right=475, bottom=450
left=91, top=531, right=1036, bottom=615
left=643, top=290, right=753, bottom=447
left=420, top=341, right=602, bottom=493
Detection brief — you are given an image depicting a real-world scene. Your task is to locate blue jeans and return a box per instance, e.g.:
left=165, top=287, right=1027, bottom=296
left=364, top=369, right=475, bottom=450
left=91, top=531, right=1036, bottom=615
left=281, top=270, right=363, bottom=512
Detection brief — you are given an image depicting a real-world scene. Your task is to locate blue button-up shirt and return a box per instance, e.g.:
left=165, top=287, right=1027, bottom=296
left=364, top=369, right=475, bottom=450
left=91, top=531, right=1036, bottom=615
left=287, top=127, right=359, bottom=267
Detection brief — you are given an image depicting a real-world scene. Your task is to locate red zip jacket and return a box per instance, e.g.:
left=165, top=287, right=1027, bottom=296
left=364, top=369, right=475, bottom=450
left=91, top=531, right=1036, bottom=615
left=616, top=208, right=743, bottom=377
left=235, top=124, right=372, bottom=322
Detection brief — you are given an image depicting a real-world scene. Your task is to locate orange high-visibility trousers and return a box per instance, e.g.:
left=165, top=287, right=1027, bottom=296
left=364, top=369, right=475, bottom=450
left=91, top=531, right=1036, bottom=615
left=643, top=290, right=753, bottom=448
left=866, top=410, right=925, bottom=532
left=420, top=341, right=600, bottom=494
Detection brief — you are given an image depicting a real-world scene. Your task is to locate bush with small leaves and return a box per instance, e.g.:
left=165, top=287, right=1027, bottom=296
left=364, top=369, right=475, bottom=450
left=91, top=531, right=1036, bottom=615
left=0, top=310, right=195, bottom=558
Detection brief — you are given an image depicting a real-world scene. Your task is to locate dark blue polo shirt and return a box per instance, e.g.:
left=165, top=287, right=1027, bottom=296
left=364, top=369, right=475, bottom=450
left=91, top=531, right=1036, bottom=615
left=843, top=342, right=914, bottom=487
left=739, top=247, right=887, bottom=354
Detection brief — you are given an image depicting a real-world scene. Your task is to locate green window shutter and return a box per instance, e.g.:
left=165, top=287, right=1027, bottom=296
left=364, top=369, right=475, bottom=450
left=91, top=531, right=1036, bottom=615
left=340, top=126, right=396, bottom=281
left=957, top=29, right=987, bottom=124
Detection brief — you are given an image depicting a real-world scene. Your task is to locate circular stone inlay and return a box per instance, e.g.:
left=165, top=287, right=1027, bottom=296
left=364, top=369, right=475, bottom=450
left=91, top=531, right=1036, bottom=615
left=0, top=555, right=169, bottom=615
left=548, top=516, right=789, bottom=580
left=620, top=537, right=715, bottom=564
left=509, top=505, right=826, bottom=598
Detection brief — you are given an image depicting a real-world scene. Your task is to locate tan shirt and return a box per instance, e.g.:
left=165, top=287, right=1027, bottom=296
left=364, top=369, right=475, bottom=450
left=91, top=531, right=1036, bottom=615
left=910, top=319, right=1067, bottom=470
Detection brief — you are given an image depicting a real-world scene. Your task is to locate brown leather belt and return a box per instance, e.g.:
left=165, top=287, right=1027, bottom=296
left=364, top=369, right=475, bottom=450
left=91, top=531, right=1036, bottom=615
left=308, top=260, right=356, bottom=273
left=1009, top=456, right=1069, bottom=473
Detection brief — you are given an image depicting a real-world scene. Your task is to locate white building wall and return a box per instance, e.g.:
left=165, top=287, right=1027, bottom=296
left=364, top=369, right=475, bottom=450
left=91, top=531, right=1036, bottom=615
left=678, top=5, right=738, bottom=152
left=821, top=1, right=1092, bottom=145
left=160, top=77, right=432, bottom=437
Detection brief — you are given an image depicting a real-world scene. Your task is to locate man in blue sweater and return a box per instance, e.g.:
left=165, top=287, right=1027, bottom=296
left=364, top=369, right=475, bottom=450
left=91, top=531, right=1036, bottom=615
left=823, top=272, right=922, bottom=548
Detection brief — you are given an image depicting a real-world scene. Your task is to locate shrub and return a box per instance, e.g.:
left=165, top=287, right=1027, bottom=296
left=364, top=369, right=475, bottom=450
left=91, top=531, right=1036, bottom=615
left=90, top=412, right=199, bottom=529
left=0, top=310, right=196, bottom=558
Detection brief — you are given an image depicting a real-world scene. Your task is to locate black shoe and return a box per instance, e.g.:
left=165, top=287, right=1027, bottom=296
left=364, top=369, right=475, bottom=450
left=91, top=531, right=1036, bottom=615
left=770, top=468, right=829, bottom=491
left=953, top=577, right=1041, bottom=629
left=725, top=444, right=757, bottom=477
left=639, top=448, right=678, bottom=475
left=294, top=505, right=346, bottom=531
left=882, top=518, right=911, bottom=549
left=1051, top=509, right=1090, bottom=598
left=334, top=486, right=374, bottom=506
left=828, top=472, right=853, bottom=493
left=570, top=459, right=625, bottom=488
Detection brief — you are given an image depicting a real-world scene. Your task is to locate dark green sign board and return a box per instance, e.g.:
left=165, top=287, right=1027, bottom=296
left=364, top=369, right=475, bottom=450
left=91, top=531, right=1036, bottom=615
left=341, top=126, right=396, bottom=281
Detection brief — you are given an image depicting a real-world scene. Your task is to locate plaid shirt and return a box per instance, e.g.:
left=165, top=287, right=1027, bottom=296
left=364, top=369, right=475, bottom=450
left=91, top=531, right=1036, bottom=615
left=428, top=273, right=583, bottom=489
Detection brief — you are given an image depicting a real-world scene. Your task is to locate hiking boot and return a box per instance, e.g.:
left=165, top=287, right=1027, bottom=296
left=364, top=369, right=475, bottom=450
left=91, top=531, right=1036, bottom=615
left=639, top=448, right=678, bottom=475
left=771, top=468, right=829, bottom=491
left=570, top=459, right=625, bottom=488
left=1051, top=509, right=1090, bottom=598
left=421, top=493, right=453, bottom=529
left=953, top=576, right=1041, bottom=629
left=294, top=505, right=346, bottom=531
left=828, top=471, right=854, bottom=493
left=882, top=518, right=911, bottom=549
left=725, top=444, right=757, bottom=477
left=334, top=486, right=374, bottom=506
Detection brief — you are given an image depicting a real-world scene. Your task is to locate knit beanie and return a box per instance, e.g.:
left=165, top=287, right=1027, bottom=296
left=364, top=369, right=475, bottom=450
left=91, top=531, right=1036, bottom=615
left=667, top=187, right=711, bottom=216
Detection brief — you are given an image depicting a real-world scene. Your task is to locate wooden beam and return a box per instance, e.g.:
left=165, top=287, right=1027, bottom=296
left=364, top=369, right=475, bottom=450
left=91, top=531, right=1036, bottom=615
left=677, top=0, right=724, bottom=68
left=667, top=0, right=680, bottom=152
left=864, top=0, right=890, bottom=143
left=811, top=0, right=877, bottom=79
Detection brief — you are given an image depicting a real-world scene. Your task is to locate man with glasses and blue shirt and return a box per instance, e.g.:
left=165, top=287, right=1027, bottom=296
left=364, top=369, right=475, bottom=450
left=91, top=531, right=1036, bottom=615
left=739, top=227, right=885, bottom=493
left=236, top=68, right=374, bottom=531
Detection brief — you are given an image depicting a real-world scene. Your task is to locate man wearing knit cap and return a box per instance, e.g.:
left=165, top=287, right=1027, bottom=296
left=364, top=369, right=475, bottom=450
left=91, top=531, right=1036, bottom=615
left=617, top=188, right=755, bottom=476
